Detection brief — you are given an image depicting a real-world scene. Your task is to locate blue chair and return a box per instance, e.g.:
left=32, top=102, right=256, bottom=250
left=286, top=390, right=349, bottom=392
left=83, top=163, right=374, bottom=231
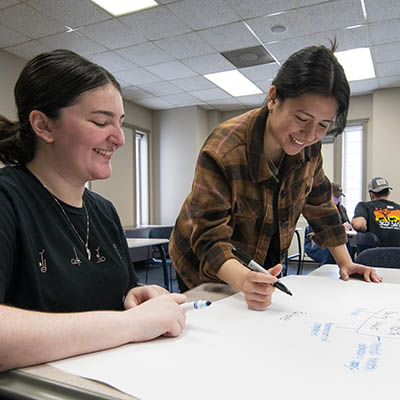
left=355, top=232, right=380, bottom=255
left=356, top=247, right=400, bottom=269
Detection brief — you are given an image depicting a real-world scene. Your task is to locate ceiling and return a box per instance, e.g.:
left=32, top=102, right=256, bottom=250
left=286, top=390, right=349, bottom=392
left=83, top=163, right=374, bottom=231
left=1, top=0, right=399, bottom=112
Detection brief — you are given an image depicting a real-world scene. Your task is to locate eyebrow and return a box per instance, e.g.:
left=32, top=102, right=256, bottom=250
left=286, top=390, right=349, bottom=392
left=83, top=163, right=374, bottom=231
left=296, top=109, right=334, bottom=123
left=91, top=110, right=125, bottom=120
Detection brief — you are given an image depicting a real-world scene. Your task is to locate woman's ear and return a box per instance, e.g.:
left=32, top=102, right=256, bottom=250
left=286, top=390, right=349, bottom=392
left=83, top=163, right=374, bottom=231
left=267, top=86, right=278, bottom=111
left=29, top=110, right=55, bottom=144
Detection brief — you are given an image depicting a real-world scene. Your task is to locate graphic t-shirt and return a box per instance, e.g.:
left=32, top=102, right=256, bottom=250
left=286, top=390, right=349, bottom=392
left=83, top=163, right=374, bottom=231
left=353, top=199, right=400, bottom=247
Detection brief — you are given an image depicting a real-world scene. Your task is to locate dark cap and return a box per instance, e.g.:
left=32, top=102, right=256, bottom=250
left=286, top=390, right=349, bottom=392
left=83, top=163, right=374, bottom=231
left=368, top=177, right=392, bottom=193
left=332, top=182, right=345, bottom=197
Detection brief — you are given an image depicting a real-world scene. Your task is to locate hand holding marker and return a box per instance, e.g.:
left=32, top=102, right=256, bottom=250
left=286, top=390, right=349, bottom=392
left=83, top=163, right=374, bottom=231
left=232, top=247, right=293, bottom=296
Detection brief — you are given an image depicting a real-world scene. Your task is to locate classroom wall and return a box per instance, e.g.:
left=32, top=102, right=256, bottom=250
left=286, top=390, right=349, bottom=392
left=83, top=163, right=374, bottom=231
left=152, top=105, right=208, bottom=225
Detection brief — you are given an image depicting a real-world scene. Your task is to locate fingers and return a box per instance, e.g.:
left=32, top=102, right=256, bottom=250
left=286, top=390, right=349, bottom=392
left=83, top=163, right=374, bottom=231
left=169, top=293, right=187, bottom=305
left=268, top=264, right=282, bottom=277
left=243, top=271, right=276, bottom=310
left=339, top=268, right=349, bottom=281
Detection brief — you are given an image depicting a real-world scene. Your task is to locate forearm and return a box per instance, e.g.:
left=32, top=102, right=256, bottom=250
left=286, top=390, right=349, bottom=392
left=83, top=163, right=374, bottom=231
left=216, top=258, right=249, bottom=292
left=328, top=244, right=353, bottom=267
left=0, top=305, right=130, bottom=372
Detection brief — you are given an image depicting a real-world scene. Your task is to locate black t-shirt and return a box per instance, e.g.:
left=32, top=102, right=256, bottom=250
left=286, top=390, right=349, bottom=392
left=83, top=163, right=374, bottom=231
left=353, top=199, right=400, bottom=247
left=0, top=166, right=137, bottom=312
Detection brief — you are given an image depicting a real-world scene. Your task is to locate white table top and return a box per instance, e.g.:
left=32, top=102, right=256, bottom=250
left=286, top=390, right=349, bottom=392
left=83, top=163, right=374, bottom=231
left=126, top=238, right=169, bottom=248
left=309, top=264, right=400, bottom=284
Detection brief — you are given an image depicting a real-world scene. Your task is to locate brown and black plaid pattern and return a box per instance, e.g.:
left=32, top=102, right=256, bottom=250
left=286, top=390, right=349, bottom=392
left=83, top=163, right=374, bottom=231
left=170, top=107, right=346, bottom=289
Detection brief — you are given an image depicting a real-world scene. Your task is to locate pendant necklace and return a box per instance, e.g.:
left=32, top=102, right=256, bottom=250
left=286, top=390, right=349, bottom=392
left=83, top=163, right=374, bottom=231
left=267, top=152, right=285, bottom=182
left=47, top=189, right=91, bottom=261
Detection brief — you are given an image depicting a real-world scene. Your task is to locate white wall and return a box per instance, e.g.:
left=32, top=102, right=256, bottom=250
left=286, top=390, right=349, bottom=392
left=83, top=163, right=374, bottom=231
left=152, top=105, right=208, bottom=225
left=0, top=51, right=26, bottom=119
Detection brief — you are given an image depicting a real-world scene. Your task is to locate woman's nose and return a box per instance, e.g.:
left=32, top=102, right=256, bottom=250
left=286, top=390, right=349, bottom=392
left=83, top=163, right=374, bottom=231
left=110, top=126, right=125, bottom=147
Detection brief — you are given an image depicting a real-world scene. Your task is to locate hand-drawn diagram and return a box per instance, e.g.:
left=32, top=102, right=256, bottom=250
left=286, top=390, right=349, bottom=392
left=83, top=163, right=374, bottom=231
left=357, top=308, right=400, bottom=338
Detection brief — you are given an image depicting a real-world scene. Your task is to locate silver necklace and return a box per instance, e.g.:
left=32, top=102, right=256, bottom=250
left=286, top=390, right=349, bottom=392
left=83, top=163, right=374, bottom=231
left=48, top=191, right=91, bottom=261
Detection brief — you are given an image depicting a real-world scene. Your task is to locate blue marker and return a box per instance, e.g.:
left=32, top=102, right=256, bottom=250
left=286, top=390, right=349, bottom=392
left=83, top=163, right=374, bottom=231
left=181, top=300, right=212, bottom=311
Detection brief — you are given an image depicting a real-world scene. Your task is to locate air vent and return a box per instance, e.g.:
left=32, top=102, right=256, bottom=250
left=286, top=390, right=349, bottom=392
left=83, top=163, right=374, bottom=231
left=221, top=45, right=275, bottom=68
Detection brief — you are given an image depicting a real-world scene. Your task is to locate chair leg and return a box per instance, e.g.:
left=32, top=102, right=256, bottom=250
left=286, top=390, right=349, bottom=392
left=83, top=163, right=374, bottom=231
left=157, top=244, right=170, bottom=291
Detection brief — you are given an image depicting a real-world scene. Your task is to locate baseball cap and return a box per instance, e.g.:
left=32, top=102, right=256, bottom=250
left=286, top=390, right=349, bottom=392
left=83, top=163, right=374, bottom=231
left=331, top=182, right=345, bottom=197
left=368, top=177, right=392, bottom=193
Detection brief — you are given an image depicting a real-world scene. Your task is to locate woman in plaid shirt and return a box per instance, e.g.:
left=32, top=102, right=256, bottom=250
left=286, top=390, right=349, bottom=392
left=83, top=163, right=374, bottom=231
left=170, top=44, right=381, bottom=310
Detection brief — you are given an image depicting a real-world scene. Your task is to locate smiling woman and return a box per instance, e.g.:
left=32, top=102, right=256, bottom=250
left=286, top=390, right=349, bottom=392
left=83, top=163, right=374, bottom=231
left=0, top=49, right=187, bottom=372
left=169, top=43, right=381, bottom=309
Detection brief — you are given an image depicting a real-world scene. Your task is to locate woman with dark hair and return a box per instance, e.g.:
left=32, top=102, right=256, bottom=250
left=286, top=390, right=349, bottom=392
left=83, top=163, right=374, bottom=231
left=0, top=49, right=186, bottom=372
left=170, top=44, right=381, bottom=308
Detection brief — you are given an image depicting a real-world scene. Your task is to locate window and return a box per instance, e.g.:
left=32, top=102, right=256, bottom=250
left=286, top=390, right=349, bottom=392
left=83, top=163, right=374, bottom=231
left=135, top=130, right=149, bottom=225
left=341, top=124, right=364, bottom=219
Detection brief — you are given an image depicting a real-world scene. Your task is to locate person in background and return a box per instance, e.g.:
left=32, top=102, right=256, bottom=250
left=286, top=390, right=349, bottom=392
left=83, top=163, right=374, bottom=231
left=0, top=49, right=186, bottom=372
left=169, top=43, right=381, bottom=311
left=352, top=177, right=400, bottom=247
left=304, top=182, right=354, bottom=264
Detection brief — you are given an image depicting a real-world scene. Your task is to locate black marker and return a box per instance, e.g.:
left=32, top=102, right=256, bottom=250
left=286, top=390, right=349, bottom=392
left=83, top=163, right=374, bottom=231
left=232, top=247, right=293, bottom=296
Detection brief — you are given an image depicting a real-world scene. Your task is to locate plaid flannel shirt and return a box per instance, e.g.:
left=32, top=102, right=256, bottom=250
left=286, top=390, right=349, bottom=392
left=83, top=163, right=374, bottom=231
left=170, top=107, right=347, bottom=289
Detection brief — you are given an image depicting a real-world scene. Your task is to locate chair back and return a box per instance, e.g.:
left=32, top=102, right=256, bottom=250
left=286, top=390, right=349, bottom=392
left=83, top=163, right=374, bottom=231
left=148, top=226, right=173, bottom=240
left=356, top=247, right=400, bottom=269
left=355, top=232, right=380, bottom=254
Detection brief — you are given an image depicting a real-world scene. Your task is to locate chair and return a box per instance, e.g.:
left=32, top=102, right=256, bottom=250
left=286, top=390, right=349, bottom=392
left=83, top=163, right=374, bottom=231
left=355, top=232, right=380, bottom=255
left=356, top=247, right=400, bottom=269
left=282, top=227, right=303, bottom=276
left=148, top=226, right=174, bottom=290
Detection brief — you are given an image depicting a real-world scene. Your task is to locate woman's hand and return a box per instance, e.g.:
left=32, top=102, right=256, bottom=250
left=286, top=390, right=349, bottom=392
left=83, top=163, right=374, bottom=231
left=124, top=284, right=170, bottom=310
left=339, top=262, right=382, bottom=283
left=125, top=293, right=187, bottom=342
left=242, top=264, right=282, bottom=310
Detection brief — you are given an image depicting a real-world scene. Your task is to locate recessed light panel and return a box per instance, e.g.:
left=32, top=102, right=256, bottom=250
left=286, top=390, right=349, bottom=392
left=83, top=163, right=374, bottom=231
left=204, top=70, right=263, bottom=97
left=90, top=0, right=158, bottom=16
left=335, top=47, right=375, bottom=81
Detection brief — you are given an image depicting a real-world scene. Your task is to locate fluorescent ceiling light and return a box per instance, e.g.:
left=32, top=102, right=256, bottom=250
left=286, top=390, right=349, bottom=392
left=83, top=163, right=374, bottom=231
left=204, top=70, right=263, bottom=97
left=90, top=0, right=158, bottom=16
left=335, top=47, right=375, bottom=81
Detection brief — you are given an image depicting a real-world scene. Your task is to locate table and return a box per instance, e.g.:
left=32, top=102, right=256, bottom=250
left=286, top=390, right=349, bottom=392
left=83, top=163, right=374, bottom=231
left=127, top=238, right=170, bottom=291
left=2, top=265, right=399, bottom=400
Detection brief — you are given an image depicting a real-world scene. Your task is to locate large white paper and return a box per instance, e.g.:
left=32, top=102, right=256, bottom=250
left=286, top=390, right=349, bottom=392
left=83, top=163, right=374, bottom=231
left=51, top=276, right=400, bottom=399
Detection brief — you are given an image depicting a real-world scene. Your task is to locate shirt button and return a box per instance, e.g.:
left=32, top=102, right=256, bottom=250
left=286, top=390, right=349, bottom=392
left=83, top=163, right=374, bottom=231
left=281, top=221, right=289, bottom=228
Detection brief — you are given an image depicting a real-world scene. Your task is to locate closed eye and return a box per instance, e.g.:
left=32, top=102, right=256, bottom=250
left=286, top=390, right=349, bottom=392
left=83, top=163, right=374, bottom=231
left=295, top=115, right=307, bottom=122
left=92, top=121, right=107, bottom=127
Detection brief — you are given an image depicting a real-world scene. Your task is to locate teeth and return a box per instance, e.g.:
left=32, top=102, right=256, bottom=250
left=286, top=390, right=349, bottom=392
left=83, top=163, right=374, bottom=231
left=292, top=137, right=304, bottom=145
left=95, top=149, right=112, bottom=156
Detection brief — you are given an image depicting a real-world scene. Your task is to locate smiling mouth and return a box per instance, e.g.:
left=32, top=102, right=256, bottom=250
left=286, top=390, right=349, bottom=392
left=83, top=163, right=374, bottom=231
left=94, top=149, right=113, bottom=157
left=291, top=136, right=304, bottom=146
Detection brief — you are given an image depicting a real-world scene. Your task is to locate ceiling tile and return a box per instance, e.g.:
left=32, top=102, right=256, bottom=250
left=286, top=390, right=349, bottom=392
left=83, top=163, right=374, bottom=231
left=181, top=53, right=235, bottom=74
left=369, top=19, right=400, bottom=46
left=239, top=62, right=279, bottom=81
left=246, top=9, right=311, bottom=43
left=87, top=51, right=135, bottom=72
left=39, top=31, right=106, bottom=55
left=364, top=0, right=400, bottom=22
left=198, top=22, right=260, bottom=52
left=376, top=60, right=400, bottom=77
left=265, top=35, right=316, bottom=62
left=4, top=40, right=52, bottom=59
left=237, top=93, right=266, bottom=108
left=0, top=0, right=20, bottom=9
left=349, top=78, right=379, bottom=95
left=167, top=0, right=239, bottom=30
left=313, top=26, right=372, bottom=51
left=296, top=0, right=331, bottom=5
left=0, top=3, right=64, bottom=38
left=27, top=0, right=110, bottom=27
left=115, top=67, right=163, bottom=85
left=122, top=86, right=154, bottom=101
left=146, top=61, right=197, bottom=79
left=379, top=75, right=400, bottom=88
left=116, top=43, right=174, bottom=67
left=191, top=88, right=232, bottom=101
left=136, top=81, right=183, bottom=96
left=225, top=0, right=296, bottom=19
left=170, top=75, right=215, bottom=91
left=120, top=5, right=191, bottom=41
left=155, top=32, right=214, bottom=59
left=373, top=42, right=400, bottom=63
left=0, top=24, right=29, bottom=48
left=134, top=97, right=176, bottom=110
left=159, top=92, right=201, bottom=106
left=79, top=19, right=146, bottom=50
